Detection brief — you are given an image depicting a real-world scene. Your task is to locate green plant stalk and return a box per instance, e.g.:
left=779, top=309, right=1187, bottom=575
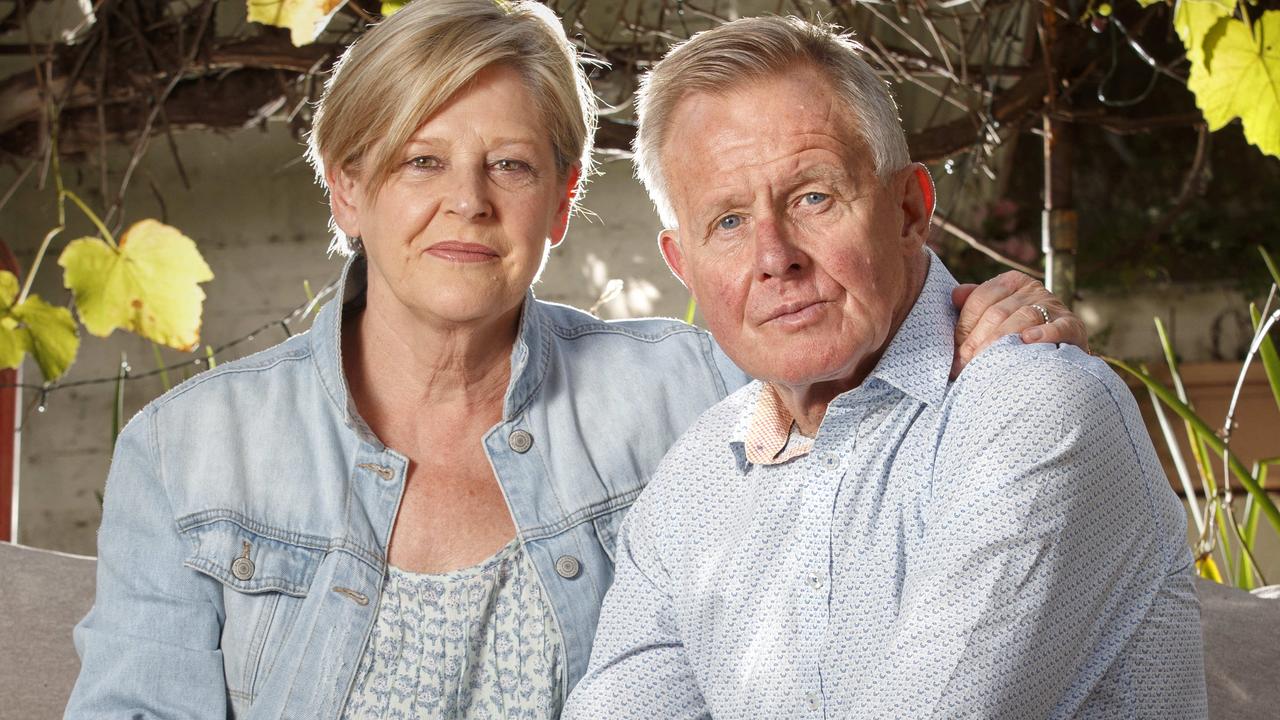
left=1236, top=461, right=1275, bottom=588
left=1142, top=372, right=1203, bottom=533
left=1153, top=318, right=1234, bottom=573
left=684, top=296, right=697, bottom=325
left=1249, top=303, right=1280, bottom=414
left=1108, top=357, right=1280, bottom=538
left=205, top=345, right=217, bottom=369
left=1261, top=246, right=1280, bottom=289
left=111, top=354, right=126, bottom=449
left=61, top=189, right=117, bottom=247
left=151, top=342, right=171, bottom=391
left=20, top=131, right=67, bottom=304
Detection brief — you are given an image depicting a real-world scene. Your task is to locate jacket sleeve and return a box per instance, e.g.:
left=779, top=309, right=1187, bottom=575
left=65, top=409, right=229, bottom=719
left=562, top=492, right=710, bottom=720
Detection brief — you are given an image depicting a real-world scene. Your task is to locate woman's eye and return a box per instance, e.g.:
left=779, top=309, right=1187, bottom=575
left=717, top=214, right=743, bottom=231
left=801, top=192, right=829, bottom=205
left=408, top=156, right=440, bottom=170
left=493, top=159, right=530, bottom=172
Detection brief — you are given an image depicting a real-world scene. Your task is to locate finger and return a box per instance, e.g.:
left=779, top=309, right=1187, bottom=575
left=956, top=293, right=1026, bottom=363
left=954, top=271, right=1032, bottom=340
left=951, top=284, right=978, bottom=309
left=1022, top=315, right=1088, bottom=350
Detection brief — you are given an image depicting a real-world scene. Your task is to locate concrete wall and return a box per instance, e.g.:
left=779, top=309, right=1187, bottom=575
left=2, top=121, right=1277, bottom=585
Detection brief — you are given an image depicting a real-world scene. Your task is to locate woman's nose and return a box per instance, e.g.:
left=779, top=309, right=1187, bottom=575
left=445, top=166, right=494, bottom=220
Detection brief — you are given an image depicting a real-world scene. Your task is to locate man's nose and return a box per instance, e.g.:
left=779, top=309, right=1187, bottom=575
left=445, top=165, right=494, bottom=220
left=754, top=218, right=807, bottom=279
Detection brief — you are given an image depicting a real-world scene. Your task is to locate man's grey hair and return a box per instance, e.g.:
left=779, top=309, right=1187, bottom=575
left=633, top=15, right=910, bottom=228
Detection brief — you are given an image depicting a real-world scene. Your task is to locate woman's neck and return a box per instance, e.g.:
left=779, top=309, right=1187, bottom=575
left=342, top=281, right=519, bottom=428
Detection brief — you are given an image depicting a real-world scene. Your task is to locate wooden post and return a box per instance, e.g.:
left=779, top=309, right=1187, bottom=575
left=0, top=240, right=19, bottom=543
left=1041, top=2, right=1077, bottom=307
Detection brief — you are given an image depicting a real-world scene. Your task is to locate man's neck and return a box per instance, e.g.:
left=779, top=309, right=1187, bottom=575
left=773, top=252, right=930, bottom=436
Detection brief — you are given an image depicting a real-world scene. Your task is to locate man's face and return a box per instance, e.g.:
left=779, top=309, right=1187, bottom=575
left=658, top=65, right=933, bottom=394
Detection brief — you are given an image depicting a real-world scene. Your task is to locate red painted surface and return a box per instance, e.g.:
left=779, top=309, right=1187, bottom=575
left=0, top=241, right=18, bottom=542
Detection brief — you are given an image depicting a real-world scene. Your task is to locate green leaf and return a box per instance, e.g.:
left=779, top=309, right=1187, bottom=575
left=0, top=271, right=28, bottom=370
left=1187, top=12, right=1280, bottom=158
left=12, top=294, right=79, bottom=382
left=1174, top=0, right=1234, bottom=65
left=59, top=219, right=214, bottom=352
left=1250, top=303, right=1280, bottom=415
left=381, top=1, right=407, bottom=15
left=247, top=0, right=346, bottom=46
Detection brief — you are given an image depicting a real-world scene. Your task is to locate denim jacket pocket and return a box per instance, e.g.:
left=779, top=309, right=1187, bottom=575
left=591, top=505, right=633, bottom=565
left=181, top=518, right=327, bottom=707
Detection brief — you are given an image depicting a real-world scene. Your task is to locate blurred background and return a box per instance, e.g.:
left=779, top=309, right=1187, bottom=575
left=1, top=0, right=1277, bottom=586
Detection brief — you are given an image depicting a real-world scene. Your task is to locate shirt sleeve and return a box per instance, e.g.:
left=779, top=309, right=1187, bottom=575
left=65, top=409, right=229, bottom=719
left=562, top=491, right=710, bottom=720
left=852, top=348, right=1198, bottom=718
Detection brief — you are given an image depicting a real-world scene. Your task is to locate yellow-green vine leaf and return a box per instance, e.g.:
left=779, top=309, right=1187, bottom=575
left=0, top=271, right=30, bottom=371
left=1174, top=0, right=1234, bottom=65
left=1188, top=12, right=1280, bottom=159
left=59, top=219, right=215, bottom=352
left=247, top=0, right=346, bottom=47
left=12, top=294, right=78, bottom=382
left=381, top=1, right=407, bottom=15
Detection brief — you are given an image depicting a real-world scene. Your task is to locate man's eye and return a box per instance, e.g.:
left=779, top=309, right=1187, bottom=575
left=718, top=214, right=743, bottom=231
left=408, top=156, right=440, bottom=170
left=801, top=192, right=829, bottom=205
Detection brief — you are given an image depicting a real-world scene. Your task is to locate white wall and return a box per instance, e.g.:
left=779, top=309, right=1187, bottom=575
left=2, top=123, right=1274, bottom=575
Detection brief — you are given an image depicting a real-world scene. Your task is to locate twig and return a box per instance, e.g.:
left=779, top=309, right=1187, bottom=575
left=932, top=212, right=1045, bottom=278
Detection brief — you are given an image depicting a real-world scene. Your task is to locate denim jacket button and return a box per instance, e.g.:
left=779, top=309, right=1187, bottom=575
left=231, top=556, right=255, bottom=581
left=508, top=429, right=534, bottom=453
left=554, top=555, right=581, bottom=579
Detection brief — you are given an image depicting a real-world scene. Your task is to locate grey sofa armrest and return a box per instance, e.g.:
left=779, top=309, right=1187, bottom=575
left=1196, top=577, right=1280, bottom=719
left=0, top=541, right=96, bottom=718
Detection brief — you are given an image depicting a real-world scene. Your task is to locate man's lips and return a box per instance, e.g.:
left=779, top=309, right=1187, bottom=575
left=424, top=241, right=500, bottom=263
left=760, top=299, right=830, bottom=326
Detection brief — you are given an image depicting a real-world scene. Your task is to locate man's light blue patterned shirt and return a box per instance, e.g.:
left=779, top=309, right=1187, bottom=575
left=565, top=254, right=1206, bottom=719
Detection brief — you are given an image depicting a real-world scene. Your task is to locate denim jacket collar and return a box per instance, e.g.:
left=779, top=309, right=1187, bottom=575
left=308, top=254, right=550, bottom=445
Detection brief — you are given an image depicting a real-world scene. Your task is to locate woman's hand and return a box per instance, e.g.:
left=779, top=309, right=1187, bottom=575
left=951, top=270, right=1088, bottom=378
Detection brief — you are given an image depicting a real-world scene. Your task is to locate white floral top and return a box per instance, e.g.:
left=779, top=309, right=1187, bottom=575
left=341, top=540, right=563, bottom=719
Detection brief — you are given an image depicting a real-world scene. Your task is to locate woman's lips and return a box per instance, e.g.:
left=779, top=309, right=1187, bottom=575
left=425, top=241, right=500, bottom=263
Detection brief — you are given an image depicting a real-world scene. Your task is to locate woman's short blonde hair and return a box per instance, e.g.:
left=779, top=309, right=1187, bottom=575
left=634, top=15, right=909, bottom=227
left=307, top=0, right=597, bottom=254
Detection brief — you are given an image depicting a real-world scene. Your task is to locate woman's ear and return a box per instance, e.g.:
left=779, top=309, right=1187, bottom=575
left=327, top=165, right=364, bottom=239
left=549, top=165, right=582, bottom=247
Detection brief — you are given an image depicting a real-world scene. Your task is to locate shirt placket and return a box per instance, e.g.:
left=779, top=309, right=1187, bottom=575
left=794, top=407, right=860, bottom=720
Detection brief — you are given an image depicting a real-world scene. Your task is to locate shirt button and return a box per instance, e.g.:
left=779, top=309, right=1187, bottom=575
left=231, top=556, right=255, bottom=581
left=555, top=555, right=581, bottom=578
left=806, top=691, right=820, bottom=711
left=508, top=429, right=534, bottom=453
left=809, top=574, right=823, bottom=590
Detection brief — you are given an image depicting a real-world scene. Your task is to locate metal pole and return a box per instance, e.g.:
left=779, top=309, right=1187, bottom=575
left=1041, top=1, right=1077, bottom=307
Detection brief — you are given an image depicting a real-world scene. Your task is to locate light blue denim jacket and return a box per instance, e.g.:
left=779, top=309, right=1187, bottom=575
left=66, top=256, right=748, bottom=718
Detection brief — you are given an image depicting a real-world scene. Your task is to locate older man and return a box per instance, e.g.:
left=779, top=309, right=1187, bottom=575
left=564, top=15, right=1206, bottom=720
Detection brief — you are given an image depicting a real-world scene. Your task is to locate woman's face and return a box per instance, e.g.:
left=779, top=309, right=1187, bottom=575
left=330, top=64, right=576, bottom=329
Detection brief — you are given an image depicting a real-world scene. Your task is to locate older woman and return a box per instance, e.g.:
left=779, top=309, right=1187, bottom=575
left=66, top=1, right=1083, bottom=717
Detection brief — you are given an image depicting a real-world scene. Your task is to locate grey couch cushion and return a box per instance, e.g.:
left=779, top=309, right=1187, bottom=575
left=1, top=543, right=1276, bottom=717
left=1196, top=577, right=1280, bottom=719
left=0, top=541, right=96, bottom=719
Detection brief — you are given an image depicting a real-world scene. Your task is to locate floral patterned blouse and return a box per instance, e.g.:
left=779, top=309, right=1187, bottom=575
left=341, top=539, right=563, bottom=719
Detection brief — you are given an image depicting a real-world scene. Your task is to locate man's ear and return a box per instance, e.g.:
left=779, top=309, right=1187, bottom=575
left=899, top=163, right=935, bottom=248
left=658, top=229, right=689, bottom=289
left=327, top=165, right=363, bottom=239
left=549, top=165, right=582, bottom=248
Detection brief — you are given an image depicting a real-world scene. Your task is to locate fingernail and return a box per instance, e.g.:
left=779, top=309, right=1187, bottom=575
left=1025, top=327, right=1043, bottom=342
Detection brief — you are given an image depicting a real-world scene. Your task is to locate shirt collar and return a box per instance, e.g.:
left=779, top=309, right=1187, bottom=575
left=309, top=253, right=550, bottom=445
left=864, top=249, right=957, bottom=408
